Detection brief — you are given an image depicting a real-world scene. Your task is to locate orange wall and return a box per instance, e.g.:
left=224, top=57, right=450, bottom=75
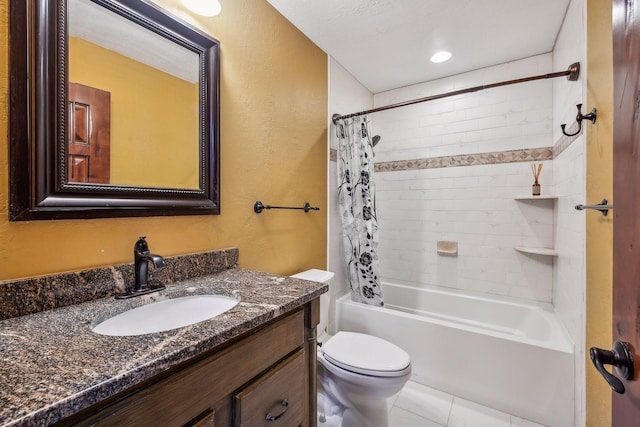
left=0, top=0, right=328, bottom=281
left=69, top=37, right=200, bottom=189
left=586, top=0, right=613, bottom=425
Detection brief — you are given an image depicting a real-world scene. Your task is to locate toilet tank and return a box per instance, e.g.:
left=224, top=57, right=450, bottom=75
left=290, top=269, right=334, bottom=341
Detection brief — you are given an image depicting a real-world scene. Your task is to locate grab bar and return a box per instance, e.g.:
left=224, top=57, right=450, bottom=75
left=254, top=201, right=320, bottom=214
left=575, top=198, right=613, bottom=216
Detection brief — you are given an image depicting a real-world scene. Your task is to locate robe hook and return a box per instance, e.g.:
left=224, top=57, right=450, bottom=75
left=560, top=104, right=597, bottom=137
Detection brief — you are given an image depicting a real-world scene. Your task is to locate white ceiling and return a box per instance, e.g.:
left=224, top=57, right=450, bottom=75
left=265, top=0, right=572, bottom=93
left=69, top=0, right=199, bottom=83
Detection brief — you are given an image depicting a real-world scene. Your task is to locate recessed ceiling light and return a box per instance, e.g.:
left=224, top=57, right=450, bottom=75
left=430, top=51, right=452, bottom=63
left=182, top=0, right=222, bottom=17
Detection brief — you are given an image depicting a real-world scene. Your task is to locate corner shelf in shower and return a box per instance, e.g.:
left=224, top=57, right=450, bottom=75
left=514, top=195, right=558, bottom=257
left=515, top=246, right=558, bottom=257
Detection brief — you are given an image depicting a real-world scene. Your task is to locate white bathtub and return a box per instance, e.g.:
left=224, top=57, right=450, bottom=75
left=336, top=282, right=574, bottom=427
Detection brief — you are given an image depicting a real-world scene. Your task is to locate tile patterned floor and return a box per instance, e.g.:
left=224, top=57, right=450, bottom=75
left=387, top=381, right=548, bottom=427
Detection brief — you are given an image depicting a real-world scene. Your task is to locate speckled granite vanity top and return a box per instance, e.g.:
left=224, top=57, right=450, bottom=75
left=0, top=249, right=327, bottom=426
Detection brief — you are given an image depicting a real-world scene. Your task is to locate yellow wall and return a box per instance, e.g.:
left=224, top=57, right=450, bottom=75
left=586, top=0, right=613, bottom=425
left=69, top=37, right=200, bottom=189
left=0, top=0, right=328, bottom=281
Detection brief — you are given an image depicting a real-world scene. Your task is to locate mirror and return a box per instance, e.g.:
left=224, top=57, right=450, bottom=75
left=68, top=0, right=202, bottom=189
left=9, top=0, right=220, bottom=220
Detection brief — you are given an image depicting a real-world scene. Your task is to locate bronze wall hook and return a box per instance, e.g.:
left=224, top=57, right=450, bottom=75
left=561, top=104, right=597, bottom=137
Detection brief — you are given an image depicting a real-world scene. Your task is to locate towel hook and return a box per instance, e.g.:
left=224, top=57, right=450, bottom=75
left=561, top=104, right=597, bottom=137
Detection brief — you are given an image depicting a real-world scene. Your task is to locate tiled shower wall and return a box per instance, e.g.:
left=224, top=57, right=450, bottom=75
left=373, top=54, right=558, bottom=302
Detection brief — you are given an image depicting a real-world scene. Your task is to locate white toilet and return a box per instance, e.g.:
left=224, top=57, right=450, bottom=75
left=291, top=269, right=411, bottom=427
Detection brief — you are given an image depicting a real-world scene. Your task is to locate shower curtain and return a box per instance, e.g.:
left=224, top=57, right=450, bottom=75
left=336, top=115, right=384, bottom=307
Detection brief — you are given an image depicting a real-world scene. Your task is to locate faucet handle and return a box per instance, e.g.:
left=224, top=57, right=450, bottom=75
left=135, top=236, right=150, bottom=253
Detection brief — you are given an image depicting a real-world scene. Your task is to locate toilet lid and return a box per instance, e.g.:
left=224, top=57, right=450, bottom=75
left=321, top=331, right=411, bottom=377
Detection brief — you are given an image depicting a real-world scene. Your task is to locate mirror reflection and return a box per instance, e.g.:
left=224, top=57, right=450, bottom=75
left=68, top=0, right=201, bottom=190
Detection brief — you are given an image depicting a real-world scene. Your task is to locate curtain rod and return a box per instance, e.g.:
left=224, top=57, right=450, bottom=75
left=332, top=62, right=580, bottom=124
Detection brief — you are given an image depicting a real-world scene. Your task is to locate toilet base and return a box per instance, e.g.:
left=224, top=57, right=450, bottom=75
left=317, top=405, right=390, bottom=427
left=342, top=403, right=389, bottom=427
left=317, top=411, right=342, bottom=427
left=318, top=388, right=391, bottom=427
left=318, top=390, right=343, bottom=420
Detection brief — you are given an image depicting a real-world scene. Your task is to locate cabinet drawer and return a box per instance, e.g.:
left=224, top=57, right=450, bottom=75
left=234, top=350, right=306, bottom=427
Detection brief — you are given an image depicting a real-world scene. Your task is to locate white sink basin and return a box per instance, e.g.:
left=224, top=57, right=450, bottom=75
left=92, top=295, right=239, bottom=336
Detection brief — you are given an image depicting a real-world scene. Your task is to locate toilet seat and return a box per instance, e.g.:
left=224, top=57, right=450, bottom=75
left=321, top=331, right=411, bottom=377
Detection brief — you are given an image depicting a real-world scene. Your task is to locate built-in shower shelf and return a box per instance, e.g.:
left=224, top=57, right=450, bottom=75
left=515, top=246, right=558, bottom=256
left=514, top=195, right=558, bottom=200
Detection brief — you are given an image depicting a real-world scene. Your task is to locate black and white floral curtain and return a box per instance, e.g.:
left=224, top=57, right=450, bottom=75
left=336, top=115, right=384, bottom=307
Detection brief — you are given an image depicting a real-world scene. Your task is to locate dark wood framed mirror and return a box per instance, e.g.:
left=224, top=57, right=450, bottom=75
left=9, top=0, right=220, bottom=220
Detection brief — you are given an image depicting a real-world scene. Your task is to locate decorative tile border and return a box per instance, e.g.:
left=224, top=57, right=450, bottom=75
left=374, top=148, right=553, bottom=172
left=329, top=126, right=580, bottom=172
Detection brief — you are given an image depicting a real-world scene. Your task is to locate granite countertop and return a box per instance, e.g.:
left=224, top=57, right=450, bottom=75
left=0, top=268, right=327, bottom=426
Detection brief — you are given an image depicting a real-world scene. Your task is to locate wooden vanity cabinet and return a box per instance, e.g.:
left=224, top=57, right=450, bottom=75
left=60, top=299, right=319, bottom=427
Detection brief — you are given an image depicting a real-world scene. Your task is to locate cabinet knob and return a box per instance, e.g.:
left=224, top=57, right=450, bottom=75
left=265, top=400, right=289, bottom=422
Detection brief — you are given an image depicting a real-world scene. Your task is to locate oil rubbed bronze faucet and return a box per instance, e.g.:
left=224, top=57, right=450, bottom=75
left=115, top=236, right=167, bottom=299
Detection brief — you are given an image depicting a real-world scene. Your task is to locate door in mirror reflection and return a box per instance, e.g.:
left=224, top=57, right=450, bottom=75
left=68, top=83, right=111, bottom=184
